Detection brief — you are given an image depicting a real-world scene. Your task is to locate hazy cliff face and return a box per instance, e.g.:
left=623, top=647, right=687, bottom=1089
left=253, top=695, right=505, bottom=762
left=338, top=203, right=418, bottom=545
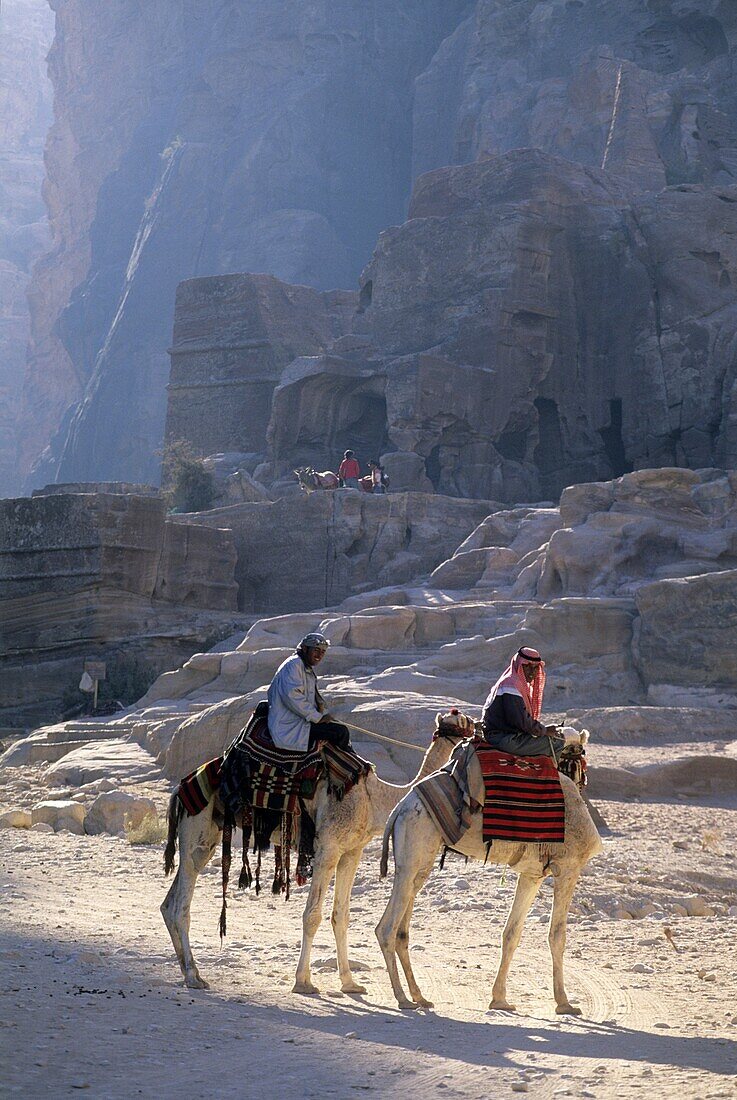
left=20, top=0, right=468, bottom=488
left=18, top=0, right=737, bottom=495
left=0, top=0, right=53, bottom=497
left=413, top=0, right=737, bottom=191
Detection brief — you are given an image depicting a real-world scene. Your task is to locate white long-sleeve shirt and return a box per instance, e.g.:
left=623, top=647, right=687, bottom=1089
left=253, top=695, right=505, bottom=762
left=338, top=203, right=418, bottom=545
left=267, top=653, right=322, bottom=751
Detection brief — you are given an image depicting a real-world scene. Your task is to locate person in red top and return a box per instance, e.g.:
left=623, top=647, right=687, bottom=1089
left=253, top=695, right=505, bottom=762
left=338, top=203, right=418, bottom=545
left=338, top=449, right=361, bottom=489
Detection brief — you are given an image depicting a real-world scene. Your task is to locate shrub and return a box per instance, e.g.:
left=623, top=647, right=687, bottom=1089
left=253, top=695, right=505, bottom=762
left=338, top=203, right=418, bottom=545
left=126, top=811, right=167, bottom=846
left=161, top=440, right=216, bottom=513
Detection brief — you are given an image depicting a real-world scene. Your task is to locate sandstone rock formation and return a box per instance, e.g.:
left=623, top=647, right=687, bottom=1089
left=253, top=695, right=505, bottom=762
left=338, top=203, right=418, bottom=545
left=165, top=273, right=355, bottom=460
left=19, top=0, right=467, bottom=488
left=413, top=0, right=737, bottom=191
left=172, top=490, right=498, bottom=614
left=10, top=468, right=737, bottom=790
left=84, top=790, right=157, bottom=836
left=0, top=489, right=246, bottom=725
left=17, top=0, right=737, bottom=501
left=251, top=149, right=737, bottom=501
left=0, top=0, right=53, bottom=495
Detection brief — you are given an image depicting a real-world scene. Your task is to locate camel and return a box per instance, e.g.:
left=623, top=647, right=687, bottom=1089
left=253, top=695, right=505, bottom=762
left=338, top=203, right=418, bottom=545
left=375, top=729, right=603, bottom=1015
left=295, top=466, right=340, bottom=492
left=294, top=466, right=374, bottom=494
left=160, top=715, right=470, bottom=992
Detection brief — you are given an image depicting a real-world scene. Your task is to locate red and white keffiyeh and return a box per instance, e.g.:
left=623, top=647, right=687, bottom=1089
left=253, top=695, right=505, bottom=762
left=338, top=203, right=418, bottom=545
left=488, top=646, right=546, bottom=720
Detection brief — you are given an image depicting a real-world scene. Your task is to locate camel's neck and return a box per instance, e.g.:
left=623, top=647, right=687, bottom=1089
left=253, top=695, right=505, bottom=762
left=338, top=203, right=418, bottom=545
left=368, top=737, right=456, bottom=832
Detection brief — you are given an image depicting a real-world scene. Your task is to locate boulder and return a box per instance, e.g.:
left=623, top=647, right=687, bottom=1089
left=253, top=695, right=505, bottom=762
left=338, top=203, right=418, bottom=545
left=635, top=570, right=737, bottom=690
left=0, top=809, right=32, bottom=829
left=84, top=791, right=158, bottom=836
left=45, top=739, right=162, bottom=787
left=379, top=452, right=434, bottom=493
left=31, top=799, right=86, bottom=834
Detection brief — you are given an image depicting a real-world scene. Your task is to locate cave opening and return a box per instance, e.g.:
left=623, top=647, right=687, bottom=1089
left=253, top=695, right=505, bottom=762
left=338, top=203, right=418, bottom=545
left=496, top=425, right=529, bottom=464
left=533, top=397, right=565, bottom=498
left=599, top=398, right=632, bottom=477
left=333, top=390, right=390, bottom=467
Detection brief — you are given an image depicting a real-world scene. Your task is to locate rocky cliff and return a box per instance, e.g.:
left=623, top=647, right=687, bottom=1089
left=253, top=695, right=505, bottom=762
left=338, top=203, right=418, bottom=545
left=0, top=0, right=53, bottom=496
left=18, top=1, right=737, bottom=497
left=19, top=0, right=467, bottom=489
left=0, top=487, right=245, bottom=725
left=12, top=467, right=737, bottom=782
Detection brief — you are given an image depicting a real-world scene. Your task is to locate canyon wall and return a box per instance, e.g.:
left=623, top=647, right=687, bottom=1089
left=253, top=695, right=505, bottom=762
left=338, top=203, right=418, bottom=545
left=18, top=0, right=737, bottom=499
left=0, top=0, right=53, bottom=496
left=19, top=0, right=468, bottom=490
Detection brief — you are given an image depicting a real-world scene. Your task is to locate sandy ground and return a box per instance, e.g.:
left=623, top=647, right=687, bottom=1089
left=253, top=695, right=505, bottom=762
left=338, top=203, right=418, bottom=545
left=1, top=788, right=737, bottom=1100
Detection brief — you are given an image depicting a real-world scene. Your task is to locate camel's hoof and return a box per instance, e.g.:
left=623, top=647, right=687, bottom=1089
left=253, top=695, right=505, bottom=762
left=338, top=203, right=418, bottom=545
left=488, top=999, right=516, bottom=1013
left=292, top=980, right=320, bottom=995
left=556, top=1002, right=582, bottom=1016
left=341, top=981, right=367, bottom=995
left=185, top=974, right=209, bottom=990
left=398, top=998, right=419, bottom=1011
left=414, top=997, right=434, bottom=1009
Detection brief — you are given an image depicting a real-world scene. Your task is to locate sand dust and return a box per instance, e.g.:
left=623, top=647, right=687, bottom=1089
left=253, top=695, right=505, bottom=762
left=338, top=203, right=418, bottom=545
left=1, top=785, right=736, bottom=1099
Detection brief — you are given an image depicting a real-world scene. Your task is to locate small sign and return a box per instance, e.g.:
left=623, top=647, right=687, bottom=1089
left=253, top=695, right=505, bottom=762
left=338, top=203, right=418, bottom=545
left=84, top=660, right=107, bottom=681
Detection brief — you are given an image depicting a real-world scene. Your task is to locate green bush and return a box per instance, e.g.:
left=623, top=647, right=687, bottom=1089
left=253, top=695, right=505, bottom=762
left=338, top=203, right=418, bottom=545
left=161, top=440, right=216, bottom=513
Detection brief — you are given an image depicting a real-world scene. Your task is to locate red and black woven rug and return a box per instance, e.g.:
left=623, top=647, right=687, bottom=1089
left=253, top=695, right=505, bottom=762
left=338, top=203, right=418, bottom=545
left=473, top=739, right=565, bottom=845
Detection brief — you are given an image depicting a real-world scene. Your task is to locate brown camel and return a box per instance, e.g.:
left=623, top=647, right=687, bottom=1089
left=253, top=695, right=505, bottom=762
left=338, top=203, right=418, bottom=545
left=161, top=717, right=469, bottom=991
left=376, top=731, right=602, bottom=1014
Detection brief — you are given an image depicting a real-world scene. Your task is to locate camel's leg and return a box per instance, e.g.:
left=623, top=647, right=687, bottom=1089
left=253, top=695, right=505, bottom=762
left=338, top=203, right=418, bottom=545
left=160, top=804, right=220, bottom=989
left=376, top=805, right=441, bottom=1010
left=549, top=869, right=582, bottom=1015
left=293, top=848, right=339, bottom=995
left=489, top=872, right=542, bottom=1012
left=331, top=846, right=366, bottom=994
left=394, top=869, right=435, bottom=1009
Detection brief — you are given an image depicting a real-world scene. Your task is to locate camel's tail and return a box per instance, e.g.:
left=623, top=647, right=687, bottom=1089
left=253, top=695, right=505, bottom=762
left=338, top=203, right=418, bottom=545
left=380, top=803, right=402, bottom=879
left=163, top=791, right=183, bottom=875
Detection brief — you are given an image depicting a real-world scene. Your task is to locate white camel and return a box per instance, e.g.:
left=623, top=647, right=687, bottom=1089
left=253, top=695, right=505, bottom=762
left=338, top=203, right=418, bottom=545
left=376, top=730, right=602, bottom=1014
left=161, top=715, right=470, bottom=991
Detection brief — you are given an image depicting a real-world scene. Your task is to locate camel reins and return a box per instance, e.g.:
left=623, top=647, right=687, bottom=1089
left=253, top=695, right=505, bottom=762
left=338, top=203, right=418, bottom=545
left=342, top=720, right=467, bottom=753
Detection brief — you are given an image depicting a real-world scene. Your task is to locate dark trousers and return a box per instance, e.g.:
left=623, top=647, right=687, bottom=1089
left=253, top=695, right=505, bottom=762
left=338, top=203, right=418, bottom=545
left=484, top=730, right=561, bottom=761
left=308, top=720, right=351, bottom=750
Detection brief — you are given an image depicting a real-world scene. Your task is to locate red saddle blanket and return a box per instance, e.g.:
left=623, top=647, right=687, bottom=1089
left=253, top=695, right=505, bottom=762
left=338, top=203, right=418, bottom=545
left=473, top=739, right=565, bottom=845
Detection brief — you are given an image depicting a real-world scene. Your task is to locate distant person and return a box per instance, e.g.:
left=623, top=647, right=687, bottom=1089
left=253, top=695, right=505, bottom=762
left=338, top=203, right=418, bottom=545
left=267, top=633, right=351, bottom=751
left=482, top=646, right=562, bottom=760
left=368, top=460, right=386, bottom=494
left=338, top=449, right=361, bottom=489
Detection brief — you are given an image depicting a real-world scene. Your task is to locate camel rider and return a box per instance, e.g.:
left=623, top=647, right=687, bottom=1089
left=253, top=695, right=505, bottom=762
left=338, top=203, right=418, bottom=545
left=267, top=633, right=351, bottom=752
left=482, top=646, right=563, bottom=760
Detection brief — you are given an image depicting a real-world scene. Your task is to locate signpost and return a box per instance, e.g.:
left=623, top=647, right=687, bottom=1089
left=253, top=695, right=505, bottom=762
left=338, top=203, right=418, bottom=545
left=83, top=660, right=107, bottom=713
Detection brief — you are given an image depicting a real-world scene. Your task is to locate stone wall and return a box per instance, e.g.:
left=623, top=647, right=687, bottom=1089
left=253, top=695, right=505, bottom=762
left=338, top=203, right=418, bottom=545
left=165, top=274, right=355, bottom=457
left=171, top=490, right=498, bottom=614
left=0, top=491, right=244, bottom=725
left=267, top=149, right=737, bottom=501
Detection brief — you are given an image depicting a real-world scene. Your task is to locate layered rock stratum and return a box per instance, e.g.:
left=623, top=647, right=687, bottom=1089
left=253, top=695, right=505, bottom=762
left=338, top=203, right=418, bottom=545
left=8, top=468, right=737, bottom=785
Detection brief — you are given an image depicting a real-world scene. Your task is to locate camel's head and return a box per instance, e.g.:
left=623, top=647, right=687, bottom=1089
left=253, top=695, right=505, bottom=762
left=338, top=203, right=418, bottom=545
left=294, top=467, right=316, bottom=491
left=434, top=708, right=475, bottom=741
left=560, top=726, right=590, bottom=748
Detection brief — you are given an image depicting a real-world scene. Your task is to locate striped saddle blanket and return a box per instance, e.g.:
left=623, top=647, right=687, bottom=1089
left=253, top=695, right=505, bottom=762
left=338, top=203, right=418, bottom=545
left=474, top=741, right=565, bottom=846
left=176, top=714, right=370, bottom=819
left=415, top=737, right=565, bottom=852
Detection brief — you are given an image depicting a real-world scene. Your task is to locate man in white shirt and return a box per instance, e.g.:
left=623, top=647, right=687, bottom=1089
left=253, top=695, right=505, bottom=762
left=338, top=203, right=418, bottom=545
left=267, top=633, right=351, bottom=752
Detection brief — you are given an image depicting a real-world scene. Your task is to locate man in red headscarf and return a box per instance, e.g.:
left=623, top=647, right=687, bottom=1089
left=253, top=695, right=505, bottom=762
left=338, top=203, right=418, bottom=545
left=482, top=646, right=562, bottom=759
